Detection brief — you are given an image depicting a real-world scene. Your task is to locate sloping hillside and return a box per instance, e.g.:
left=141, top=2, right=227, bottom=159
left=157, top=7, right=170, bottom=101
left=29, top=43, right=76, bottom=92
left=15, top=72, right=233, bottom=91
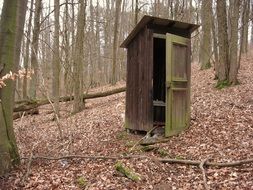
left=1, top=55, right=252, bottom=189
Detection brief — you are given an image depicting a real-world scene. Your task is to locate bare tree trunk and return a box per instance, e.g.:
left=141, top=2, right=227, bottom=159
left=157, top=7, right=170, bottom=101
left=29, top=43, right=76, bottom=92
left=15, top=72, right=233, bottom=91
left=0, top=0, right=27, bottom=176
left=63, top=0, right=71, bottom=96
left=23, top=0, right=34, bottom=99
left=52, top=0, right=60, bottom=115
left=216, top=0, right=229, bottom=84
left=199, top=0, right=212, bottom=70
left=95, top=0, right=102, bottom=84
left=111, top=0, right=122, bottom=85
left=228, top=0, right=240, bottom=85
left=14, top=0, right=28, bottom=100
left=134, top=0, right=138, bottom=25
left=73, top=0, right=87, bottom=113
left=212, top=8, right=219, bottom=77
left=30, top=0, right=42, bottom=99
left=251, top=1, right=253, bottom=45
left=240, top=0, right=250, bottom=54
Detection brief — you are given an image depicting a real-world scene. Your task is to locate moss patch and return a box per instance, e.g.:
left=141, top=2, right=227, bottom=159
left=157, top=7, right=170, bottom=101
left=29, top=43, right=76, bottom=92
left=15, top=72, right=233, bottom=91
left=215, top=80, right=230, bottom=89
left=125, top=140, right=136, bottom=148
left=116, top=131, right=128, bottom=140
left=115, top=161, right=141, bottom=182
left=156, top=148, right=168, bottom=158
left=76, top=176, right=87, bottom=189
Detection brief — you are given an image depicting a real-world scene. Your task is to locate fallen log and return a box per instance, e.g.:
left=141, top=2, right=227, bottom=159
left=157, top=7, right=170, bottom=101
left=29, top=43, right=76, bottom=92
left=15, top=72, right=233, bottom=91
left=14, top=86, right=126, bottom=113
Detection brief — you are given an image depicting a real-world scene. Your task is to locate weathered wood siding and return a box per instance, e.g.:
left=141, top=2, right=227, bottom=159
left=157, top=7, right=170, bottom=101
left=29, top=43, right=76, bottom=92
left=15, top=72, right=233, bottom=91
left=125, top=26, right=153, bottom=131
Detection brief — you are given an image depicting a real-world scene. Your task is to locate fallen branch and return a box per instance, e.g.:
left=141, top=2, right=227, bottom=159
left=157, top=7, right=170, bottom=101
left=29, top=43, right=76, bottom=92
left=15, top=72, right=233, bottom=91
left=199, top=158, right=210, bottom=190
left=129, top=126, right=159, bottom=152
left=20, top=154, right=253, bottom=168
left=21, top=145, right=36, bottom=185
left=14, top=86, right=126, bottom=113
left=140, top=137, right=170, bottom=146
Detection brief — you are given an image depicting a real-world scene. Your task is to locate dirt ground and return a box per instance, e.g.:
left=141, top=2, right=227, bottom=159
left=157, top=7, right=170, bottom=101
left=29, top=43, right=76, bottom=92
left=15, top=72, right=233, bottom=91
left=0, top=54, right=253, bottom=189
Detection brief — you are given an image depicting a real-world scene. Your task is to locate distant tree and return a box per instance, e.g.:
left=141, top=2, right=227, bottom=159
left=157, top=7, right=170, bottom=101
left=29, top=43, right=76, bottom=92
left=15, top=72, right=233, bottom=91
left=134, top=0, right=138, bottom=25
left=216, top=0, right=229, bottom=84
left=111, top=0, right=122, bottom=85
left=228, top=0, right=240, bottom=84
left=52, top=0, right=60, bottom=116
left=30, top=0, right=42, bottom=99
left=0, top=0, right=27, bottom=176
left=199, top=0, right=212, bottom=70
left=23, top=0, right=34, bottom=99
left=240, top=0, right=250, bottom=54
left=73, top=0, right=87, bottom=113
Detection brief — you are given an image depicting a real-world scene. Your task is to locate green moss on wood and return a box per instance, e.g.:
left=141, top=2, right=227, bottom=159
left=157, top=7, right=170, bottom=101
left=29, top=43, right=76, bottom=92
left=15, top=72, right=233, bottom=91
left=156, top=148, right=168, bottom=158
left=115, top=161, right=141, bottom=182
left=140, top=145, right=158, bottom=152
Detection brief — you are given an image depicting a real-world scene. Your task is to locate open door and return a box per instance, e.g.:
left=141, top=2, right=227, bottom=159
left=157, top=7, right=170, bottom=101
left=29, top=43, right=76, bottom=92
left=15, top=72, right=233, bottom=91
left=165, top=34, right=190, bottom=137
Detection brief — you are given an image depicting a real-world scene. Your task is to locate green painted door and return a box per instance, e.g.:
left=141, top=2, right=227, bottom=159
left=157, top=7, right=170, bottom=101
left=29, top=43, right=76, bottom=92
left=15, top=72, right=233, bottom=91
left=165, top=34, right=190, bottom=137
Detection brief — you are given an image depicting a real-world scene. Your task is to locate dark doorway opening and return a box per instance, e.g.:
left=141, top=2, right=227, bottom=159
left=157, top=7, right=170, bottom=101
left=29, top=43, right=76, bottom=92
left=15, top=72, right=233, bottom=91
left=153, top=37, right=166, bottom=125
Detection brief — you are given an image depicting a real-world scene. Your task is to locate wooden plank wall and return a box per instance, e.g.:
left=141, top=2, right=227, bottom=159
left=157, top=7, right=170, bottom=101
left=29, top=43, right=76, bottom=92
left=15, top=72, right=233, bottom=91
left=125, top=26, right=153, bottom=132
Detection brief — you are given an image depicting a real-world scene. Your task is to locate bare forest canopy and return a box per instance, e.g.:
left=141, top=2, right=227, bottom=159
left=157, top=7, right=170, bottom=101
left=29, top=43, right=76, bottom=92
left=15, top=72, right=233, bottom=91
left=0, top=0, right=250, bottom=104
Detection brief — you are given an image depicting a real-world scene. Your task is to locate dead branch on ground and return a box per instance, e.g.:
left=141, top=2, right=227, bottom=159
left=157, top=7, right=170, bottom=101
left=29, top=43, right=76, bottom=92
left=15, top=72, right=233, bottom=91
left=20, top=154, right=253, bottom=168
left=199, top=158, right=210, bottom=190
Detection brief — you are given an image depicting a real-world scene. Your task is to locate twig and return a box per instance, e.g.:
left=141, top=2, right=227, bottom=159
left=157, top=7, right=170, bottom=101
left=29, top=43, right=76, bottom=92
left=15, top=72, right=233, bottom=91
left=159, top=158, right=253, bottom=167
left=39, top=79, right=63, bottom=139
left=20, top=154, right=253, bottom=168
left=129, top=126, right=159, bottom=152
left=21, top=145, right=36, bottom=185
left=199, top=158, right=210, bottom=190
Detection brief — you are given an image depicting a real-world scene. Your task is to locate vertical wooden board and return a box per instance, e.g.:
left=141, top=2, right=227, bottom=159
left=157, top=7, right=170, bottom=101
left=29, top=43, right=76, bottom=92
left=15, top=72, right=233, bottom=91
left=165, top=34, right=172, bottom=136
left=133, top=37, right=139, bottom=130
left=186, top=40, right=191, bottom=127
left=171, top=90, right=187, bottom=130
left=172, top=44, right=187, bottom=80
left=137, top=29, right=143, bottom=130
left=125, top=40, right=134, bottom=129
left=148, top=28, right=154, bottom=130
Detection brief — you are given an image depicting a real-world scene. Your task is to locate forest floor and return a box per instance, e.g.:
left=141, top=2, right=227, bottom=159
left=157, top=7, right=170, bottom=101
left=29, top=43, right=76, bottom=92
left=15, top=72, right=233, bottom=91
left=1, top=54, right=253, bottom=190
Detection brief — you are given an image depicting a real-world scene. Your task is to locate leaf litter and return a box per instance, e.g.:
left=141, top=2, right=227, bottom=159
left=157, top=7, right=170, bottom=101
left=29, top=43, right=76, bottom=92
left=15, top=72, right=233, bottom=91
left=0, top=55, right=253, bottom=189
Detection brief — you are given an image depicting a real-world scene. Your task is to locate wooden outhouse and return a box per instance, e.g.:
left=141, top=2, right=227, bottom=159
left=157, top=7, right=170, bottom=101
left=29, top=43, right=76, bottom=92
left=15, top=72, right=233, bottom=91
left=121, top=15, right=199, bottom=137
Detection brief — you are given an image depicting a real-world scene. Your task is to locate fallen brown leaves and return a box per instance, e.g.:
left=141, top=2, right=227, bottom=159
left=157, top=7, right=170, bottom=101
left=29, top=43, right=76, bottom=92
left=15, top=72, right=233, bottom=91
left=1, top=55, right=253, bottom=189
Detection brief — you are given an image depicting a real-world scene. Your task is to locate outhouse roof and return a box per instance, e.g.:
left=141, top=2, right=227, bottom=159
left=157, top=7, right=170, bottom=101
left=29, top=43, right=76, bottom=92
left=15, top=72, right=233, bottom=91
left=120, top=15, right=199, bottom=48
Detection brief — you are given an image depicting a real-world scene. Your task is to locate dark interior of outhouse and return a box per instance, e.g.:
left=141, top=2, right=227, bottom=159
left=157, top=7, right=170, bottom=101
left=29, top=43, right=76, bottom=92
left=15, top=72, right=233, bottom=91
left=153, top=37, right=166, bottom=125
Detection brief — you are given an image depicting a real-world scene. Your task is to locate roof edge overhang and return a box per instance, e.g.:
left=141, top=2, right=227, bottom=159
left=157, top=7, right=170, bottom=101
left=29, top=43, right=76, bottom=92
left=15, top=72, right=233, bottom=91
left=120, top=15, right=200, bottom=48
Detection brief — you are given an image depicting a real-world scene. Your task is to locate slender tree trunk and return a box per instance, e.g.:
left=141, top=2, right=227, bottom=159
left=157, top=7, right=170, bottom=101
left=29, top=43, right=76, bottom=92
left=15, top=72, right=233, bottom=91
left=241, top=0, right=250, bottom=54
left=212, top=8, right=219, bottom=78
left=73, top=0, right=87, bottom=113
left=63, top=0, right=70, bottom=96
left=216, top=0, right=229, bottom=83
left=134, top=0, right=138, bottom=25
left=0, top=0, right=27, bottom=176
left=199, top=0, right=212, bottom=70
left=228, top=0, right=240, bottom=85
left=23, top=0, right=34, bottom=99
left=30, top=0, right=42, bottom=99
left=111, top=0, right=122, bottom=85
left=52, top=0, right=60, bottom=115
left=95, top=0, right=102, bottom=84
left=251, top=1, right=253, bottom=45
